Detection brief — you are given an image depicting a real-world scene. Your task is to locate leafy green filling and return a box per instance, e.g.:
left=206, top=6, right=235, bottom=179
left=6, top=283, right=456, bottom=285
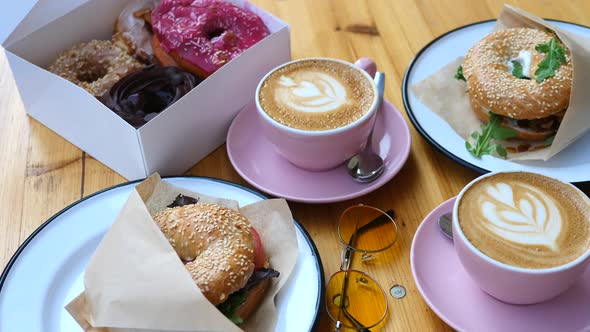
left=455, top=65, right=466, bottom=81
left=216, top=268, right=280, bottom=324
left=511, top=60, right=525, bottom=79
left=534, top=38, right=567, bottom=82
left=545, top=135, right=555, bottom=146
left=218, top=291, right=247, bottom=324
left=466, top=113, right=519, bottom=158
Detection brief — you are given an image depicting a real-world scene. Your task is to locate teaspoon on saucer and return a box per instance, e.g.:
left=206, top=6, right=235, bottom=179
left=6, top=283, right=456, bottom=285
left=347, top=72, right=385, bottom=183
left=437, top=212, right=453, bottom=239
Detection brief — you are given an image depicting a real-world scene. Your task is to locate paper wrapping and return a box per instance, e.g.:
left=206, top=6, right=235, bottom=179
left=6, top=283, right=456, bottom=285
left=66, top=174, right=299, bottom=332
left=411, top=5, right=590, bottom=160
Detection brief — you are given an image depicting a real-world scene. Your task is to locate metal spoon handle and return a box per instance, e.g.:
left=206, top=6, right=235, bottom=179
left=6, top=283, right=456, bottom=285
left=366, top=72, right=385, bottom=150
left=374, top=72, right=385, bottom=104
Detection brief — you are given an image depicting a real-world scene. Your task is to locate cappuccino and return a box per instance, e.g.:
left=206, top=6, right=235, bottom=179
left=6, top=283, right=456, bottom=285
left=458, top=172, right=590, bottom=269
left=258, top=59, right=375, bottom=131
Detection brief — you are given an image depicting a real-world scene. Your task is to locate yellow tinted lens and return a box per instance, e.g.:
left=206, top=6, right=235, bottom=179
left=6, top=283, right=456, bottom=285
left=338, top=206, right=397, bottom=252
left=326, top=270, right=387, bottom=330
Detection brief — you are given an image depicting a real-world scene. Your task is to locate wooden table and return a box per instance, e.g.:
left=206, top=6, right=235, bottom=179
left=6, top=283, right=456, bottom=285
left=1, top=1, right=588, bottom=331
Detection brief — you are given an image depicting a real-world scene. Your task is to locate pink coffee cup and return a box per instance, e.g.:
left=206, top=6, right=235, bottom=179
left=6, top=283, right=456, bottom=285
left=452, top=171, right=590, bottom=305
left=255, top=58, right=379, bottom=171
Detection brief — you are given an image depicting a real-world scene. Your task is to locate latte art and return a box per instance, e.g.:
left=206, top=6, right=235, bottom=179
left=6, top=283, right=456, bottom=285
left=277, top=74, right=347, bottom=113
left=458, top=172, right=590, bottom=269
left=258, top=59, right=375, bottom=131
left=480, top=182, right=562, bottom=251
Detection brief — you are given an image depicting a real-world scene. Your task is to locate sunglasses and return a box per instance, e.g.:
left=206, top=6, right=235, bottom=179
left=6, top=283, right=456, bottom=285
left=325, top=205, right=399, bottom=331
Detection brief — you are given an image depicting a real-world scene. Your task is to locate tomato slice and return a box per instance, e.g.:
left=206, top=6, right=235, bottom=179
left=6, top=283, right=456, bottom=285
left=250, top=227, right=266, bottom=270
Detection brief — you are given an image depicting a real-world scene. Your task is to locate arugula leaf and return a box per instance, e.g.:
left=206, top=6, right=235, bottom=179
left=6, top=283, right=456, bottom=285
left=466, top=113, right=518, bottom=158
left=455, top=65, right=466, bottom=81
left=492, top=126, right=521, bottom=140
left=465, top=141, right=475, bottom=154
left=511, top=61, right=525, bottom=79
left=545, top=135, right=555, bottom=146
left=535, top=38, right=567, bottom=82
left=227, top=314, right=244, bottom=325
left=494, top=144, right=508, bottom=158
left=217, top=291, right=247, bottom=324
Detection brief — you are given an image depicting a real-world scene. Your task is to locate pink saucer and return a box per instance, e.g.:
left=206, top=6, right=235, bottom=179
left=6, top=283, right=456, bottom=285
left=226, top=99, right=411, bottom=203
left=411, top=197, right=590, bottom=332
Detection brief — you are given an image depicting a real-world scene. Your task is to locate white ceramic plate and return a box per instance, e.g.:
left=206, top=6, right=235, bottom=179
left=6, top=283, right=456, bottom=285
left=0, top=177, right=324, bottom=331
left=402, top=20, right=590, bottom=185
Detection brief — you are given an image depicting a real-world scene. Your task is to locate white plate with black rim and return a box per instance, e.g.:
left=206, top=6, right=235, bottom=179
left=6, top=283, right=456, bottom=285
left=402, top=19, right=590, bottom=187
left=0, top=177, right=324, bottom=332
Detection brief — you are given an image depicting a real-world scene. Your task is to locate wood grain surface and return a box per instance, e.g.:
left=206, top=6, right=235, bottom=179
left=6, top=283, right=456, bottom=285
left=1, top=1, right=589, bottom=331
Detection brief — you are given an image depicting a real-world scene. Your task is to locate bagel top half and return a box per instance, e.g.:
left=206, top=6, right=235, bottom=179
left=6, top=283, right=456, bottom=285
left=153, top=202, right=255, bottom=305
left=463, top=28, right=572, bottom=120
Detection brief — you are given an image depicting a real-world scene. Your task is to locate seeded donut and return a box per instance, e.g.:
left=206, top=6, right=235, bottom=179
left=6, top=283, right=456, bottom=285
left=153, top=203, right=255, bottom=305
left=48, top=40, right=143, bottom=97
left=462, top=28, right=572, bottom=141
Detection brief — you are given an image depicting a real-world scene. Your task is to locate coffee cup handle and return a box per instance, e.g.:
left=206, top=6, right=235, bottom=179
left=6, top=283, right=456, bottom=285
left=354, top=58, right=377, bottom=78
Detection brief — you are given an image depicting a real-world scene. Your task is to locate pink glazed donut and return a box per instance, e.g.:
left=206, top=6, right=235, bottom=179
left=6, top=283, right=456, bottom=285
left=152, top=0, right=270, bottom=78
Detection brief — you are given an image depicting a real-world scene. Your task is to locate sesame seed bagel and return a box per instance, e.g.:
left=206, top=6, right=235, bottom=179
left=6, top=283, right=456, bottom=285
left=463, top=28, right=572, bottom=120
left=153, top=203, right=255, bottom=305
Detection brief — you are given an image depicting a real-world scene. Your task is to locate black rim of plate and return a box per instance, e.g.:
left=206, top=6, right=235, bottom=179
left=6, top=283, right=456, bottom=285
left=0, top=176, right=325, bottom=332
left=401, top=19, right=590, bottom=186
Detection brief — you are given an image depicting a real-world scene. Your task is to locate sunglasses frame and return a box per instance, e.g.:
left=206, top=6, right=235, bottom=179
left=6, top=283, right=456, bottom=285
left=327, top=205, right=399, bottom=331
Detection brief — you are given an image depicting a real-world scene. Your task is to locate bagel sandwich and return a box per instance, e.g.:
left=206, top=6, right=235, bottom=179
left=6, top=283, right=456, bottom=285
left=461, top=28, right=572, bottom=142
left=153, top=195, right=280, bottom=325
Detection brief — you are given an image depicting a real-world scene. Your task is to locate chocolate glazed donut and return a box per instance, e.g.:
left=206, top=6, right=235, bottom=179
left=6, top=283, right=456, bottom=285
left=101, top=65, right=200, bottom=128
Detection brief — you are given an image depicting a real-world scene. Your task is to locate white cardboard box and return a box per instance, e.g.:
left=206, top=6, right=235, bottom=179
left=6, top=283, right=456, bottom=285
left=4, top=0, right=290, bottom=180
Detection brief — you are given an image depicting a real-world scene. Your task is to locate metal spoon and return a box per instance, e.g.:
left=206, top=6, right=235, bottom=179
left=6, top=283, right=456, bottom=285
left=347, top=72, right=385, bottom=183
left=437, top=212, right=453, bottom=239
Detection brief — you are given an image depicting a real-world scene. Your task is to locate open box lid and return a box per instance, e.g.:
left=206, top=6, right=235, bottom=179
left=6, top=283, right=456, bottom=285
left=4, top=0, right=90, bottom=47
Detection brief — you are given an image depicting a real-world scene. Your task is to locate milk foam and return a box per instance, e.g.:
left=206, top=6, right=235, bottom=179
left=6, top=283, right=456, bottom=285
left=276, top=73, right=348, bottom=113
left=259, top=59, right=375, bottom=131
left=480, top=182, right=562, bottom=251
left=458, top=172, right=590, bottom=269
